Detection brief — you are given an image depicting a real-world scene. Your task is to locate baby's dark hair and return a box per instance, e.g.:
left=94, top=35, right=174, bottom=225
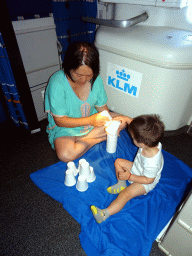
left=128, top=114, right=164, bottom=147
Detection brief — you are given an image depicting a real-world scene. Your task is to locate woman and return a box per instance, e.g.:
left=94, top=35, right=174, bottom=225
left=45, top=42, right=132, bottom=162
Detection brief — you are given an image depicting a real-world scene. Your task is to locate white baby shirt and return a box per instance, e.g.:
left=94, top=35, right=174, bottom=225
left=130, top=142, right=164, bottom=193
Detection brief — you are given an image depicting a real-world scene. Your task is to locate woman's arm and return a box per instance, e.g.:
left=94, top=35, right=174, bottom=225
left=53, top=113, right=110, bottom=128
left=54, top=104, right=132, bottom=129
left=95, top=104, right=110, bottom=113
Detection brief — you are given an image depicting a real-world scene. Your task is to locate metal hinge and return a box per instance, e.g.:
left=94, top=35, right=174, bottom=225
left=187, top=121, right=192, bottom=136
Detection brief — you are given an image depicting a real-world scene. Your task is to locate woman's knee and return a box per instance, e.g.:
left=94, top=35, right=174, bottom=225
left=54, top=137, right=76, bottom=162
left=56, top=148, right=74, bottom=163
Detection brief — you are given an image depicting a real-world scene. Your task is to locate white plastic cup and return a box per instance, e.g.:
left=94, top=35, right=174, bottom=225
left=79, top=161, right=91, bottom=178
left=78, top=159, right=87, bottom=172
left=106, top=133, right=118, bottom=153
left=100, top=110, right=112, bottom=120
left=87, top=167, right=96, bottom=183
left=100, top=110, right=112, bottom=127
left=64, top=169, right=76, bottom=187
left=105, top=120, right=121, bottom=135
left=76, top=175, right=88, bottom=192
left=67, top=161, right=78, bottom=176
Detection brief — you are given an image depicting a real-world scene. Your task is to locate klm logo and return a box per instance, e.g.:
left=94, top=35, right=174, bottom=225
left=108, top=69, right=137, bottom=97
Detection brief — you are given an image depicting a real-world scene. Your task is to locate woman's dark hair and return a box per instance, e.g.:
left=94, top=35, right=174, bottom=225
left=62, top=41, right=100, bottom=88
left=128, top=114, right=164, bottom=147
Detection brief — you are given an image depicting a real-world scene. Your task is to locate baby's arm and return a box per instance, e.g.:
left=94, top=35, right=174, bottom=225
left=114, top=158, right=133, bottom=180
left=115, top=158, right=155, bottom=184
left=117, top=163, right=155, bottom=184
left=127, top=174, right=155, bottom=184
left=118, top=168, right=131, bottom=180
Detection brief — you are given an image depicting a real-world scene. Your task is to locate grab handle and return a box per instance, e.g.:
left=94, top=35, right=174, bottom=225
left=82, top=12, right=148, bottom=28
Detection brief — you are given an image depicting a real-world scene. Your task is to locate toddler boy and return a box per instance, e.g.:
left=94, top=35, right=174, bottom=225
left=91, top=114, right=165, bottom=223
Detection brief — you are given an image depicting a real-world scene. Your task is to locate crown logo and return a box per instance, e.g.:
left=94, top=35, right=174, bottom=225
left=116, top=70, right=130, bottom=81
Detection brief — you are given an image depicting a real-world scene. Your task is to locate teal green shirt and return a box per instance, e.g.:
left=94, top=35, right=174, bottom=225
left=45, top=70, right=108, bottom=148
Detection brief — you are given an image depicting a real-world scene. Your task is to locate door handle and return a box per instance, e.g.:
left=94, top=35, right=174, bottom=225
left=82, top=12, right=148, bottom=28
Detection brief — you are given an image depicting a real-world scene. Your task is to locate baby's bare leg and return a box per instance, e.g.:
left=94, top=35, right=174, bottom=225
left=91, top=183, right=146, bottom=224
left=107, top=158, right=133, bottom=194
left=114, top=158, right=133, bottom=179
left=107, top=183, right=146, bottom=216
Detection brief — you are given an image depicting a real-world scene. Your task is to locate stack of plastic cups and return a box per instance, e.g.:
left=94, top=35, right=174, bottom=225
left=105, top=120, right=121, bottom=154
left=64, top=159, right=96, bottom=191
left=78, top=159, right=87, bottom=172
left=77, top=160, right=90, bottom=192
left=79, top=160, right=91, bottom=179
left=67, top=161, right=78, bottom=176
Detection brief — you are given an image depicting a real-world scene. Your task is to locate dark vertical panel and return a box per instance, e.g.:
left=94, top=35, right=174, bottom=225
left=0, top=86, right=8, bottom=124
left=0, top=0, right=40, bottom=132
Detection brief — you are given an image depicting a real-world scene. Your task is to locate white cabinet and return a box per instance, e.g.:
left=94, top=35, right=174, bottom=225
left=12, top=17, right=60, bottom=120
left=99, top=0, right=189, bottom=8
left=158, top=190, right=192, bottom=256
left=155, top=0, right=190, bottom=8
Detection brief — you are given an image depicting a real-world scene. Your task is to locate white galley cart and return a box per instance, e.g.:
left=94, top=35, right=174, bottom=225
left=158, top=189, right=192, bottom=256
left=12, top=17, right=60, bottom=121
left=93, top=0, right=192, bottom=131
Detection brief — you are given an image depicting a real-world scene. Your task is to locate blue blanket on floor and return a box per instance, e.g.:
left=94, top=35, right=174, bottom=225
left=30, top=129, right=192, bottom=256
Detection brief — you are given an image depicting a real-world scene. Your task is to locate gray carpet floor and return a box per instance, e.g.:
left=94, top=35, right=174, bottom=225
left=1, top=119, right=192, bottom=256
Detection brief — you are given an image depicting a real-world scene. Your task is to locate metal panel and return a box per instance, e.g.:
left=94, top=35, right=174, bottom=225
left=159, top=191, right=192, bottom=256
left=26, top=65, right=60, bottom=88
left=31, top=84, right=47, bottom=121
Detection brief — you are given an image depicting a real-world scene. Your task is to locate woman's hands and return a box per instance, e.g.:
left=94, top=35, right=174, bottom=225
left=95, top=105, right=133, bottom=131
left=54, top=111, right=132, bottom=132
left=90, top=112, right=110, bottom=127
left=112, top=115, right=133, bottom=134
left=90, top=112, right=133, bottom=132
